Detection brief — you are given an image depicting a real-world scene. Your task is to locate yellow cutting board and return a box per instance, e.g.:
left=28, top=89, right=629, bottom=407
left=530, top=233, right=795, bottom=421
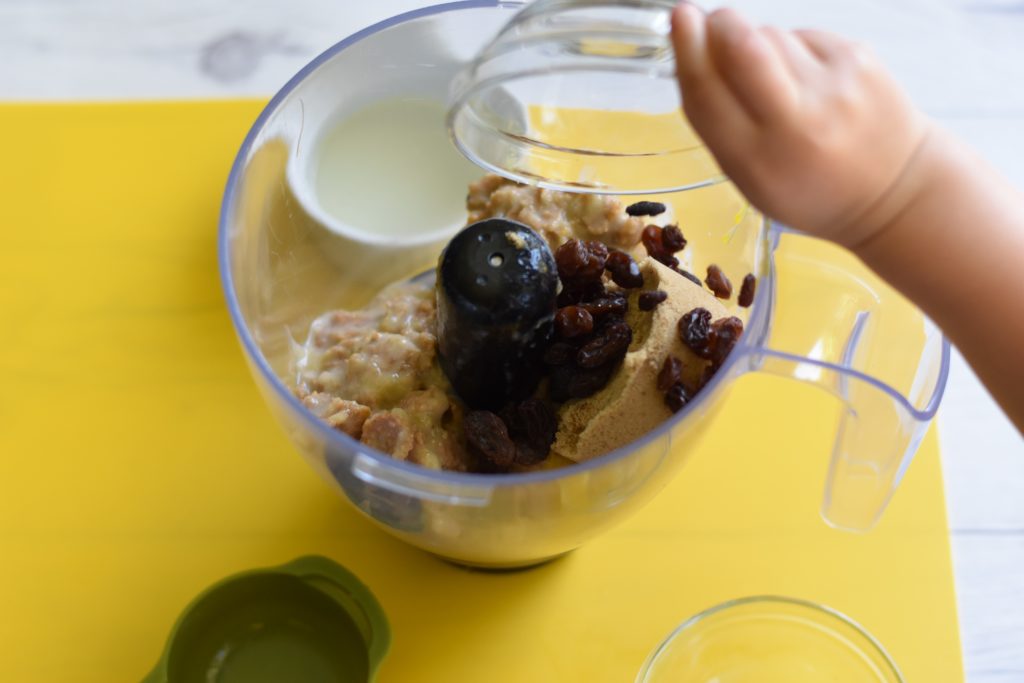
left=0, top=101, right=962, bottom=682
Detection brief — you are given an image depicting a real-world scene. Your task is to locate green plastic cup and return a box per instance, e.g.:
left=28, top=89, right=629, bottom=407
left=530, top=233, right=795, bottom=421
left=143, top=556, right=390, bottom=683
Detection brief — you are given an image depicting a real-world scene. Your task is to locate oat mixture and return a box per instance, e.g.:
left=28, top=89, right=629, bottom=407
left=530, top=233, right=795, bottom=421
left=294, top=281, right=469, bottom=471
left=467, top=174, right=649, bottom=252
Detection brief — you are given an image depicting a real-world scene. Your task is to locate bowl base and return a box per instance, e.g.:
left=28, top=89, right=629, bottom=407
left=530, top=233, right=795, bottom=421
left=437, top=549, right=575, bottom=573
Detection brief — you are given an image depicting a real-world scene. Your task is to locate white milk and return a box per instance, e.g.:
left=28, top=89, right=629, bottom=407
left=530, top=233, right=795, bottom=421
left=313, top=97, right=483, bottom=241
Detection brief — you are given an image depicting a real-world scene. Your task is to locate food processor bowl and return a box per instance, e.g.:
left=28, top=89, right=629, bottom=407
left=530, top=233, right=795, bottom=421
left=219, top=0, right=949, bottom=567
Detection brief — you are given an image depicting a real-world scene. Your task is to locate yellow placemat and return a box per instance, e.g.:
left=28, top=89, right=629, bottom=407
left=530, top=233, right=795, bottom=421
left=0, top=101, right=962, bottom=682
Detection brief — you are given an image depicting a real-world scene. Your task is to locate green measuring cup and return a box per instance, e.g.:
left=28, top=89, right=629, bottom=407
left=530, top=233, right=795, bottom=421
left=143, top=556, right=390, bottom=683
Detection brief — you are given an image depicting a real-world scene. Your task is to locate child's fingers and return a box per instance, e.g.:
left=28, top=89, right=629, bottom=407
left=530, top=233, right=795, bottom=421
left=671, top=3, right=754, bottom=144
left=671, top=3, right=745, bottom=128
left=793, top=28, right=853, bottom=64
left=761, top=26, right=821, bottom=80
left=704, top=8, right=798, bottom=123
left=671, top=2, right=710, bottom=89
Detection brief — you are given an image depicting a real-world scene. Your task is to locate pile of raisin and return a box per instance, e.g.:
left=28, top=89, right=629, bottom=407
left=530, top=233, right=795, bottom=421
left=543, top=240, right=646, bottom=403
left=464, top=226, right=751, bottom=469
left=555, top=238, right=608, bottom=305
left=606, top=251, right=644, bottom=288
left=501, top=398, right=558, bottom=466
left=641, top=224, right=684, bottom=268
left=465, top=398, right=558, bottom=471
left=546, top=230, right=752, bottom=426
left=669, top=306, right=745, bottom=407
left=640, top=223, right=705, bottom=286
left=655, top=356, right=691, bottom=413
left=678, top=307, right=744, bottom=363
left=706, top=316, right=744, bottom=366
left=466, top=239, right=659, bottom=472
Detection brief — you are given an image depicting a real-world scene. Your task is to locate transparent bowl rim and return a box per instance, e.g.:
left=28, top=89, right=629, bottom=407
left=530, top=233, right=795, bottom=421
left=217, top=0, right=949, bottom=491
left=635, top=594, right=906, bottom=683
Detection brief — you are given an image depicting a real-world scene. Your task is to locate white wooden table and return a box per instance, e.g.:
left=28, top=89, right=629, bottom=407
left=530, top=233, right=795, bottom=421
left=3, top=0, right=1020, bottom=679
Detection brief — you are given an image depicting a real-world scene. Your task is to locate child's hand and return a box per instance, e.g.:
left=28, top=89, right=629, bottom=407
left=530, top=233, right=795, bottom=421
left=671, top=4, right=930, bottom=249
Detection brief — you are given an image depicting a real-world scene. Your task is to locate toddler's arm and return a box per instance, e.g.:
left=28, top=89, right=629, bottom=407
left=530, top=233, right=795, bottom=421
left=671, top=3, right=1024, bottom=432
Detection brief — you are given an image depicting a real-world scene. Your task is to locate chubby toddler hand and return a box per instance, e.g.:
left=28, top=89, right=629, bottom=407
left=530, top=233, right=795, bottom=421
left=671, top=4, right=930, bottom=248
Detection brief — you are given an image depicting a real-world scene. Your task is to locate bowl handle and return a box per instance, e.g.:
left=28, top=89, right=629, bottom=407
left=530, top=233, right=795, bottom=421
left=745, top=225, right=950, bottom=531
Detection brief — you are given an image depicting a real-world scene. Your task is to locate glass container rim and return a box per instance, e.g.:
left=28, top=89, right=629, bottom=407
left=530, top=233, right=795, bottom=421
left=635, top=594, right=906, bottom=683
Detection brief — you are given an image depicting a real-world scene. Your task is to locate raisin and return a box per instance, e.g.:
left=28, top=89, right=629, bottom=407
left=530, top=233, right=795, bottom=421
left=557, top=280, right=606, bottom=307
left=555, top=239, right=587, bottom=279
left=678, top=307, right=713, bottom=357
left=738, top=273, right=756, bottom=308
left=664, top=382, right=693, bottom=413
left=655, top=255, right=679, bottom=269
left=548, top=362, right=614, bottom=401
left=661, top=225, right=687, bottom=253
left=639, top=289, right=668, bottom=311
left=699, top=362, right=719, bottom=389
left=585, top=241, right=610, bottom=273
left=625, top=200, right=666, bottom=217
left=543, top=342, right=576, bottom=366
left=500, top=402, right=527, bottom=440
left=465, top=411, right=515, bottom=470
left=577, top=320, right=632, bottom=368
left=547, top=364, right=573, bottom=402
left=605, top=251, right=644, bottom=288
left=555, top=239, right=608, bottom=285
left=515, top=442, right=549, bottom=466
left=657, top=356, right=684, bottom=392
left=567, top=363, right=617, bottom=399
left=501, top=398, right=557, bottom=466
left=707, top=316, right=744, bottom=365
left=705, top=264, right=733, bottom=299
left=555, top=306, right=594, bottom=338
left=579, top=292, right=628, bottom=319
left=641, top=225, right=679, bottom=268
left=641, top=224, right=663, bottom=254
left=674, top=267, right=703, bottom=287
left=655, top=253, right=679, bottom=268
